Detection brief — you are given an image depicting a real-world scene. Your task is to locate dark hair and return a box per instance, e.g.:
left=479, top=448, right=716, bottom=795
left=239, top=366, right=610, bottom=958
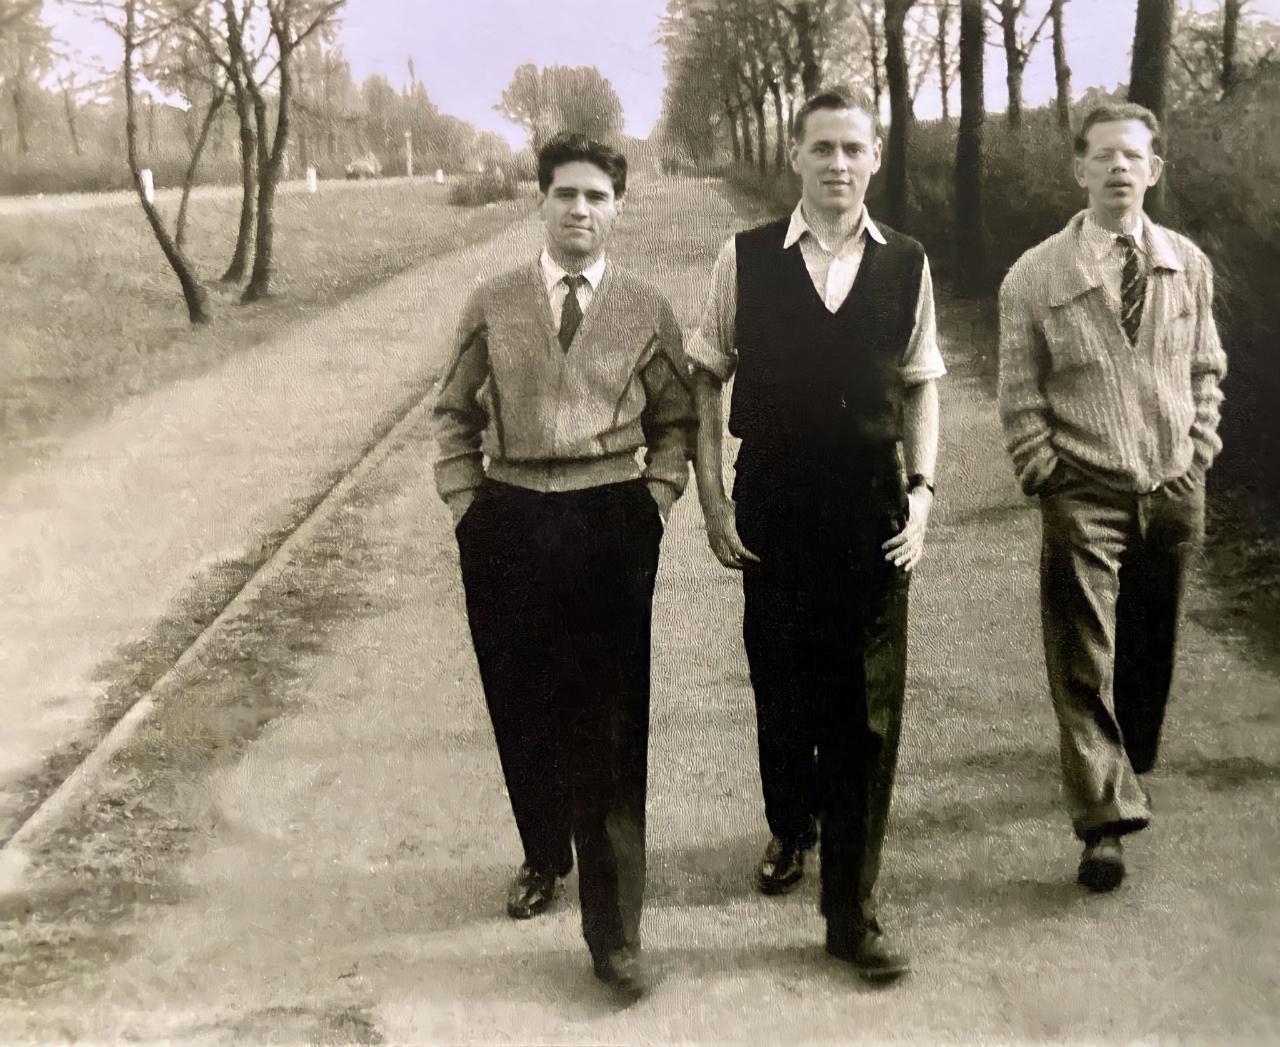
left=536, top=132, right=627, bottom=197
left=1074, top=103, right=1162, bottom=155
left=792, top=88, right=882, bottom=143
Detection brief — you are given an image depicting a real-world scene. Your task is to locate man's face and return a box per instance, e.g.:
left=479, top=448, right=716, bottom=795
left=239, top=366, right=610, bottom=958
left=540, top=160, right=621, bottom=264
left=790, top=107, right=882, bottom=218
left=1074, top=119, right=1164, bottom=216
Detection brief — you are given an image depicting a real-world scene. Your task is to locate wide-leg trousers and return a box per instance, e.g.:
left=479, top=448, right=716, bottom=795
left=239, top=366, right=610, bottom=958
left=735, top=451, right=910, bottom=935
left=1038, top=467, right=1204, bottom=840
left=456, top=477, right=662, bottom=958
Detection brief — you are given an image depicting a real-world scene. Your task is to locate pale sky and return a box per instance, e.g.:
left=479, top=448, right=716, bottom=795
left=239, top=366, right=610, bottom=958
left=45, top=0, right=1280, bottom=146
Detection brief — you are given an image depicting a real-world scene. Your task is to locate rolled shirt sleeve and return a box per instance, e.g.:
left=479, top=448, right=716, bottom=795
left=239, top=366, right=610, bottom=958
left=640, top=299, right=698, bottom=515
left=686, top=237, right=740, bottom=382
left=1187, top=253, right=1227, bottom=479
left=900, top=256, right=947, bottom=385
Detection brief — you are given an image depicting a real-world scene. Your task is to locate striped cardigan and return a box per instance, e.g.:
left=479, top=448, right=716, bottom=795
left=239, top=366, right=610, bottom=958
left=433, top=259, right=696, bottom=514
left=997, top=210, right=1227, bottom=494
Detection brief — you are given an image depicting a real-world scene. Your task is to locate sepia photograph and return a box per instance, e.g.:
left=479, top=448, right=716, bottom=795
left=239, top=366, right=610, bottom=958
left=1, top=0, right=1278, bottom=1042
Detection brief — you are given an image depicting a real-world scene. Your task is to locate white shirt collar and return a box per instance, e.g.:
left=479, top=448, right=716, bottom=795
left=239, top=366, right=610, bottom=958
left=540, top=249, right=607, bottom=294
left=1082, top=209, right=1145, bottom=260
left=783, top=202, right=887, bottom=253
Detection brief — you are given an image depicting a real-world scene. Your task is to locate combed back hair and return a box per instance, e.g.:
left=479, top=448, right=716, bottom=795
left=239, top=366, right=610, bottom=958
left=1074, top=103, right=1162, bottom=155
left=536, top=132, right=627, bottom=197
left=792, top=88, right=882, bottom=143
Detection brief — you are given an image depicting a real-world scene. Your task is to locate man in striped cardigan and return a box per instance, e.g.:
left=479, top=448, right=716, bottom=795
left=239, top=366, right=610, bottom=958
left=998, top=103, right=1227, bottom=892
left=433, top=133, right=695, bottom=998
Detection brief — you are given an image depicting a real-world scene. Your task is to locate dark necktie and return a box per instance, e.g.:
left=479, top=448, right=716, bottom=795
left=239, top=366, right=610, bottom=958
left=558, top=274, right=586, bottom=351
left=1118, top=234, right=1146, bottom=346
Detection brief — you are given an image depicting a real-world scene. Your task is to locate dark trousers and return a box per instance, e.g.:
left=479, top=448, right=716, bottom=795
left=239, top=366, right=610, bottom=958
left=735, top=451, right=910, bottom=934
left=1039, top=468, right=1204, bottom=840
left=456, top=478, right=661, bottom=958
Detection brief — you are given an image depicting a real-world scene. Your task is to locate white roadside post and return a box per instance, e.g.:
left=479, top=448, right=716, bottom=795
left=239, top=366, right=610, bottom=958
left=306, top=166, right=318, bottom=193
left=435, top=168, right=444, bottom=184
left=140, top=168, right=155, bottom=203
left=404, top=131, right=414, bottom=178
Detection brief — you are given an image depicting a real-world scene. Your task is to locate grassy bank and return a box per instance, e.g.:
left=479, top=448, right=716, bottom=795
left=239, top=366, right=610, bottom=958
left=1, top=180, right=532, bottom=462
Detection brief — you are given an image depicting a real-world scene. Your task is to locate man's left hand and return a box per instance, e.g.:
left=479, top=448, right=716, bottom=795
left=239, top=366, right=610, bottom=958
left=882, top=487, right=933, bottom=572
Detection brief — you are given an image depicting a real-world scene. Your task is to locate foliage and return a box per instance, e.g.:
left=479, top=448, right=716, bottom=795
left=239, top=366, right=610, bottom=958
left=495, top=63, right=624, bottom=151
left=446, top=163, right=521, bottom=207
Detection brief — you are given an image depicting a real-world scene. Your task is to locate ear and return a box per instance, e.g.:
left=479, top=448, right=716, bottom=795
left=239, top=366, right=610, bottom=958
left=615, top=193, right=627, bottom=214
left=789, top=139, right=802, bottom=174
left=1072, top=156, right=1087, bottom=189
left=871, top=136, right=884, bottom=174
left=1148, top=154, right=1165, bottom=185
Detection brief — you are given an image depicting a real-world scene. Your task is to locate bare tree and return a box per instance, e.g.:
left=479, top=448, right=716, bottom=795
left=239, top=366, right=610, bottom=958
left=0, top=1, right=51, bottom=154
left=954, top=0, right=986, bottom=295
left=1050, top=0, right=1070, bottom=132
left=987, top=0, right=1051, bottom=130
left=934, top=0, right=959, bottom=121
left=120, top=0, right=210, bottom=321
left=852, top=0, right=884, bottom=113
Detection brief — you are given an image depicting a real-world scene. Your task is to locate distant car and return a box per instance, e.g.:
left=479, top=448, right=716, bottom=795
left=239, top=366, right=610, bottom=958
left=344, top=154, right=382, bottom=180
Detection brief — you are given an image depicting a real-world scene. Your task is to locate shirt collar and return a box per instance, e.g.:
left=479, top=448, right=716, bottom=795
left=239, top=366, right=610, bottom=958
left=783, top=202, right=887, bottom=253
left=1081, top=209, right=1145, bottom=261
left=539, top=249, right=607, bottom=294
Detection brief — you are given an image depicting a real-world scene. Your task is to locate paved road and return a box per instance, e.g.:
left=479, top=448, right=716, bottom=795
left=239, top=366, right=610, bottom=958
left=1, top=178, right=1277, bottom=1044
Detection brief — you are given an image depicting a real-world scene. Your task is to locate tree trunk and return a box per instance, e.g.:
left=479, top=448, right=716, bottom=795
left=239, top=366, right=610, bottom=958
left=739, top=93, right=755, bottom=163
left=725, top=99, right=742, bottom=161
left=122, top=0, right=208, bottom=324
left=1001, top=4, right=1024, bottom=130
left=868, top=10, right=884, bottom=115
left=793, top=0, right=821, bottom=97
left=176, top=86, right=226, bottom=249
left=1222, top=0, right=1242, bottom=97
left=11, top=81, right=29, bottom=154
left=1052, top=0, right=1071, bottom=132
left=786, top=91, right=795, bottom=141
left=223, top=72, right=256, bottom=282
left=769, top=80, right=786, bottom=170
left=884, top=0, right=915, bottom=229
left=1129, top=0, right=1174, bottom=215
left=955, top=0, right=987, bottom=297
left=244, top=7, right=295, bottom=303
left=61, top=85, right=82, bottom=156
left=753, top=95, right=768, bottom=175
left=937, top=0, right=952, bottom=122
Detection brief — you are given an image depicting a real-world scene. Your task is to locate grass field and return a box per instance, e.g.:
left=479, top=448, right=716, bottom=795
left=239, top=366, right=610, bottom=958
left=0, top=180, right=531, bottom=463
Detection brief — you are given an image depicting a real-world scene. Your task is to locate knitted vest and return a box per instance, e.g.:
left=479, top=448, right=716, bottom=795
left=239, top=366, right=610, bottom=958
left=730, top=217, right=925, bottom=459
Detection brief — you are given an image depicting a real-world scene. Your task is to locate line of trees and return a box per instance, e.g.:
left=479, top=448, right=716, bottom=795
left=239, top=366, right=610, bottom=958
left=659, top=0, right=1279, bottom=287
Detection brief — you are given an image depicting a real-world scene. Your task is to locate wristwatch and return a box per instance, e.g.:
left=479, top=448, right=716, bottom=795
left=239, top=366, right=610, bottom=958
left=908, top=473, right=936, bottom=496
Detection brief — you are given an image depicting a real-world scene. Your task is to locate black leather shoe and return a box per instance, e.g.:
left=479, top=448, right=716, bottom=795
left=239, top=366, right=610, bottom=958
left=826, top=923, right=911, bottom=984
left=592, top=944, right=648, bottom=1003
left=505, top=862, right=560, bottom=919
left=1077, top=834, right=1125, bottom=892
left=755, top=835, right=809, bottom=895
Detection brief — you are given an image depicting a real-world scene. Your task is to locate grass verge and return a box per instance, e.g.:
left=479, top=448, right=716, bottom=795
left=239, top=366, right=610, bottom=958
left=0, top=180, right=532, bottom=466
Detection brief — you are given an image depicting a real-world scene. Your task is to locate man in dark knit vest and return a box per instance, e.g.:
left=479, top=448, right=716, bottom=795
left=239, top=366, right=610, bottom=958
left=689, top=89, right=944, bottom=983
left=433, top=132, right=695, bottom=999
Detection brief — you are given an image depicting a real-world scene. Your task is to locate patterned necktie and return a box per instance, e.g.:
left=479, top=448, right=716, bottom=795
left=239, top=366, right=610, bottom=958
left=558, top=274, right=586, bottom=351
left=1118, top=234, right=1146, bottom=346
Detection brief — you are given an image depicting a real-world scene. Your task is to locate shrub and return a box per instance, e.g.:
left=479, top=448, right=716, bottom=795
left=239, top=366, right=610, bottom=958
left=447, top=168, right=520, bottom=207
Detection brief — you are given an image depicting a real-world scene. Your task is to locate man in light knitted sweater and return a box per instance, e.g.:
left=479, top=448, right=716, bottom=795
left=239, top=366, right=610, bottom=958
left=998, top=103, right=1227, bottom=893
left=433, top=133, right=695, bottom=999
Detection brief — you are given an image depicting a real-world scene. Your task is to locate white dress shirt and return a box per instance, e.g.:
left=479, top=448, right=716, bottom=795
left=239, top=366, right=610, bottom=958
left=540, top=249, right=608, bottom=332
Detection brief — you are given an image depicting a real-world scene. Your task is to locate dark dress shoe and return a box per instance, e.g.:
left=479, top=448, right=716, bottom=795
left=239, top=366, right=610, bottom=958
left=592, top=944, right=648, bottom=1003
left=755, top=835, right=809, bottom=895
left=1078, top=834, right=1125, bottom=892
left=826, top=923, right=911, bottom=984
left=505, top=862, right=560, bottom=919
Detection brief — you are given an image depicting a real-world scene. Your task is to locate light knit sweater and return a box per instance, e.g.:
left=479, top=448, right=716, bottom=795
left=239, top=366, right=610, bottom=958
left=433, top=259, right=695, bottom=514
left=998, top=211, right=1227, bottom=494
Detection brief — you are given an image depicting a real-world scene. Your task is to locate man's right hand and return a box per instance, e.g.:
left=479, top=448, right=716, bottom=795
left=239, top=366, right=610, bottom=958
left=703, top=498, right=760, bottom=570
